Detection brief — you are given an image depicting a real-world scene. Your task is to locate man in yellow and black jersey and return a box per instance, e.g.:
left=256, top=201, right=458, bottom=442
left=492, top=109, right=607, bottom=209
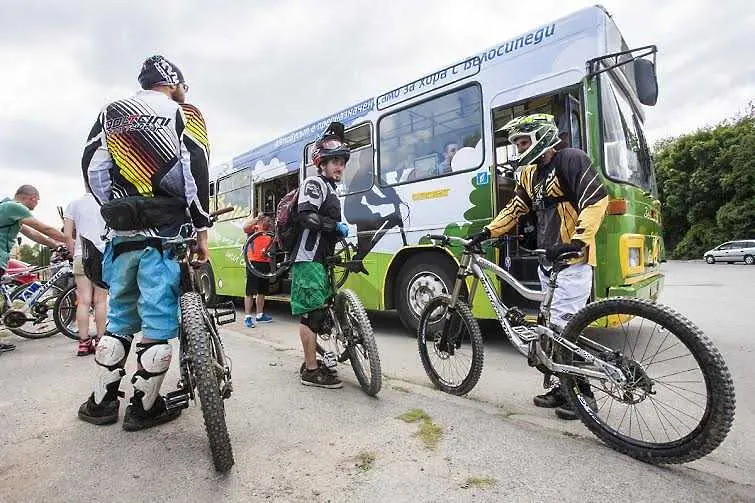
left=468, top=113, right=608, bottom=420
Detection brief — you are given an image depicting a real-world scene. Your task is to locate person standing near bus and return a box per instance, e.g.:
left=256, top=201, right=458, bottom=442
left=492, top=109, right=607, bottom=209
left=291, top=122, right=350, bottom=389
left=467, top=113, right=609, bottom=420
left=241, top=213, right=274, bottom=327
left=63, top=190, right=108, bottom=356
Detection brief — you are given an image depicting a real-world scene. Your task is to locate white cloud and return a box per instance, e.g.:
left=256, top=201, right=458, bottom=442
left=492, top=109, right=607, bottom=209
left=1, top=0, right=753, bottom=228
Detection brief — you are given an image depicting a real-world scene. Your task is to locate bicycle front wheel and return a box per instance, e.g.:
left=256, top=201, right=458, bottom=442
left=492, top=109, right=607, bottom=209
left=559, top=297, right=735, bottom=464
left=417, top=295, right=484, bottom=396
left=243, top=232, right=287, bottom=280
left=53, top=284, right=80, bottom=340
left=181, top=292, right=234, bottom=472
left=7, top=282, right=63, bottom=339
left=335, top=289, right=381, bottom=396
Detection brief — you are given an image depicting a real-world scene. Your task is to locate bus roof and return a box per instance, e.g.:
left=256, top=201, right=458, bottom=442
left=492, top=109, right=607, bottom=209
left=222, top=5, right=612, bottom=177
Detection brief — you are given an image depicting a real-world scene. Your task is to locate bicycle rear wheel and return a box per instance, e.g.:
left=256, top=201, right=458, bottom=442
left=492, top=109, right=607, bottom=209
left=243, top=232, right=287, bottom=280
left=559, top=297, right=735, bottom=464
left=332, top=239, right=351, bottom=289
left=335, top=289, right=381, bottom=396
left=53, top=284, right=80, bottom=340
left=417, top=295, right=484, bottom=396
left=181, top=292, right=234, bottom=472
left=7, top=282, right=64, bottom=339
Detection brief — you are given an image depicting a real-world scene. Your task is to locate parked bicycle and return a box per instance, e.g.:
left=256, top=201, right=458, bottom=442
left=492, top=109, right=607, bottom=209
left=417, top=234, right=735, bottom=464
left=243, top=234, right=381, bottom=396
left=1, top=250, right=74, bottom=339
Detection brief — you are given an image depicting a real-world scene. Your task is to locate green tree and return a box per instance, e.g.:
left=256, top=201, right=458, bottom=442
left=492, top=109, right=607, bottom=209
left=654, top=107, right=755, bottom=259
left=17, top=244, right=39, bottom=265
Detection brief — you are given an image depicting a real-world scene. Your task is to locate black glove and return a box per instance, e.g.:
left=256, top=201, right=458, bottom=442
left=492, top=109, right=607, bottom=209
left=545, top=241, right=584, bottom=262
left=466, top=228, right=491, bottom=247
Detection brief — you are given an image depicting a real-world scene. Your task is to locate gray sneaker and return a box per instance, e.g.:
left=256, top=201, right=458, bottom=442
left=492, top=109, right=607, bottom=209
left=300, top=365, right=342, bottom=389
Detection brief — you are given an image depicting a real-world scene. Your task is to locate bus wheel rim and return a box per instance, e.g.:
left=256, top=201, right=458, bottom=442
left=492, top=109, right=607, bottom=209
left=407, top=271, right=447, bottom=317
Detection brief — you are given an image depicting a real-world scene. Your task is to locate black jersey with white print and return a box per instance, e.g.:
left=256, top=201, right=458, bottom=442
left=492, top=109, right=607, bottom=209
left=81, top=89, right=211, bottom=236
left=294, top=175, right=342, bottom=263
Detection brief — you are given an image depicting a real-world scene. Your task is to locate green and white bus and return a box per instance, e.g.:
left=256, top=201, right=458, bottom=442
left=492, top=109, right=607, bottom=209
left=205, top=5, right=664, bottom=332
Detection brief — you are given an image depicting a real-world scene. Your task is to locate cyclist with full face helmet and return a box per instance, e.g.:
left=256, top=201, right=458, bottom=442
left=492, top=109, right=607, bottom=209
left=467, top=113, right=609, bottom=420
left=291, top=122, right=351, bottom=389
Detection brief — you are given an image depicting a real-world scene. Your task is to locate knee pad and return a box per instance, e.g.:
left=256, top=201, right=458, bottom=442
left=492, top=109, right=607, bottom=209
left=300, top=309, right=329, bottom=334
left=93, top=333, right=132, bottom=404
left=131, top=341, right=172, bottom=412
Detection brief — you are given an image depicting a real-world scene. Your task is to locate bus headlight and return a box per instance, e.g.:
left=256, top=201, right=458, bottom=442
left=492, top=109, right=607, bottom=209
left=619, top=234, right=645, bottom=277
left=628, top=247, right=641, bottom=268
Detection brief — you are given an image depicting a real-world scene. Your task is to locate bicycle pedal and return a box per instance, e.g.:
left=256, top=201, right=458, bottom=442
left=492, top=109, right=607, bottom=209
left=512, top=325, right=539, bottom=342
left=214, top=301, right=236, bottom=326
left=164, top=390, right=190, bottom=411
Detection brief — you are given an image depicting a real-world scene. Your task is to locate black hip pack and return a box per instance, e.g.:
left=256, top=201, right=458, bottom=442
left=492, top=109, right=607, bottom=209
left=100, top=196, right=187, bottom=231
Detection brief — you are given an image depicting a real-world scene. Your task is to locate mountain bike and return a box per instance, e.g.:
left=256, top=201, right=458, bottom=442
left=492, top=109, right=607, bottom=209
left=153, top=207, right=238, bottom=472
left=310, top=252, right=382, bottom=396
left=244, top=232, right=381, bottom=395
left=417, top=234, right=735, bottom=464
left=1, top=252, right=74, bottom=339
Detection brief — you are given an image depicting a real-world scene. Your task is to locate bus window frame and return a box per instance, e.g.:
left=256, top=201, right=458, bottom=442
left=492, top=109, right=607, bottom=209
left=596, top=67, right=657, bottom=195
left=376, top=82, right=485, bottom=188
left=303, top=121, right=375, bottom=196
left=215, top=166, right=252, bottom=222
left=208, top=179, right=217, bottom=213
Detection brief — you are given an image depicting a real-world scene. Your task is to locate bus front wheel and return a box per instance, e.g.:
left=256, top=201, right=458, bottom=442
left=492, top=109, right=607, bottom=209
left=395, top=254, right=457, bottom=336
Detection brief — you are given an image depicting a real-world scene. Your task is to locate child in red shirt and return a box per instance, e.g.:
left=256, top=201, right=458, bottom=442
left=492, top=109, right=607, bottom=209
left=242, top=214, right=274, bottom=327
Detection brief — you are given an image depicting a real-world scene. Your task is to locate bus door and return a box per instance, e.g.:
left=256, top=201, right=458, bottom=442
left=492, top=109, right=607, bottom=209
left=491, top=87, right=584, bottom=309
left=253, top=171, right=299, bottom=217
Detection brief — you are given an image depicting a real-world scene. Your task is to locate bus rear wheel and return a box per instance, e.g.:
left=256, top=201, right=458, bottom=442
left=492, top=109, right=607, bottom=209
left=395, top=254, right=457, bottom=336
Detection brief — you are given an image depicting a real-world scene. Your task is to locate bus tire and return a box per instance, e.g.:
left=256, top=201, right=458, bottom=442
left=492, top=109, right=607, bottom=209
left=395, top=254, right=458, bottom=336
left=198, top=264, right=218, bottom=307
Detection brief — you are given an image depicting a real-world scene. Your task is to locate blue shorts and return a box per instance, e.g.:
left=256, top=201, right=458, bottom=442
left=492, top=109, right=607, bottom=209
left=102, top=236, right=181, bottom=340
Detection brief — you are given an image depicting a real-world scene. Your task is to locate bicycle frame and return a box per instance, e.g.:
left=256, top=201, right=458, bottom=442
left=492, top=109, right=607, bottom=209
left=1, top=261, right=71, bottom=314
left=446, top=245, right=627, bottom=386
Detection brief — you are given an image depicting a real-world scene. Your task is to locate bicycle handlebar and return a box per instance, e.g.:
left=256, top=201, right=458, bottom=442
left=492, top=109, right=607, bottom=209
left=210, top=206, right=234, bottom=219
left=425, top=233, right=582, bottom=262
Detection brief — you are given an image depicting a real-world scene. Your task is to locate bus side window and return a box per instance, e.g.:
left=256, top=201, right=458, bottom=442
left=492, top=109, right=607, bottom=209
left=208, top=181, right=217, bottom=213
left=215, top=167, right=252, bottom=221
left=378, top=85, right=483, bottom=186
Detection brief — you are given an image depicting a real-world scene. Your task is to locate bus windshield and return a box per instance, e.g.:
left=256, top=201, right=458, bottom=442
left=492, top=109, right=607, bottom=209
left=600, top=72, right=656, bottom=195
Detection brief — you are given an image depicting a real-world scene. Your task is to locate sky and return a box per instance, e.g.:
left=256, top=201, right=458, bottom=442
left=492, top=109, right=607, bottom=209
left=1, top=0, right=753, bottom=228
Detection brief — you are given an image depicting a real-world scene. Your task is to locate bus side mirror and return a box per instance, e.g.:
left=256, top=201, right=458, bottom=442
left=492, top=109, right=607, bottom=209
left=634, top=58, right=658, bottom=106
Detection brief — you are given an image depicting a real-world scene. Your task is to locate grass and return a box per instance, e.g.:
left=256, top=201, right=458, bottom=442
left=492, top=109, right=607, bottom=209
left=398, top=408, right=444, bottom=450
left=354, top=451, right=376, bottom=472
left=461, top=476, right=496, bottom=489
left=398, top=408, right=431, bottom=423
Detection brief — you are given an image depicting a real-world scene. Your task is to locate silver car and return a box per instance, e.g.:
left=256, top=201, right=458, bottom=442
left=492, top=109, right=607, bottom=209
left=703, top=240, right=755, bottom=265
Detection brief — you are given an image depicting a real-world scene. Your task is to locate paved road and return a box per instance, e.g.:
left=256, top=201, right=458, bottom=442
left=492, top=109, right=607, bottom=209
left=0, top=261, right=752, bottom=502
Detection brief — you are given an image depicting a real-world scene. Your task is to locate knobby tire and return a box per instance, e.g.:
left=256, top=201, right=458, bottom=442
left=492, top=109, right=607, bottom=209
left=181, top=292, right=235, bottom=472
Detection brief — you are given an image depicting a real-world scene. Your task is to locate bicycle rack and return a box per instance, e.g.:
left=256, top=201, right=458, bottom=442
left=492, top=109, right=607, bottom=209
left=213, top=301, right=236, bottom=326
